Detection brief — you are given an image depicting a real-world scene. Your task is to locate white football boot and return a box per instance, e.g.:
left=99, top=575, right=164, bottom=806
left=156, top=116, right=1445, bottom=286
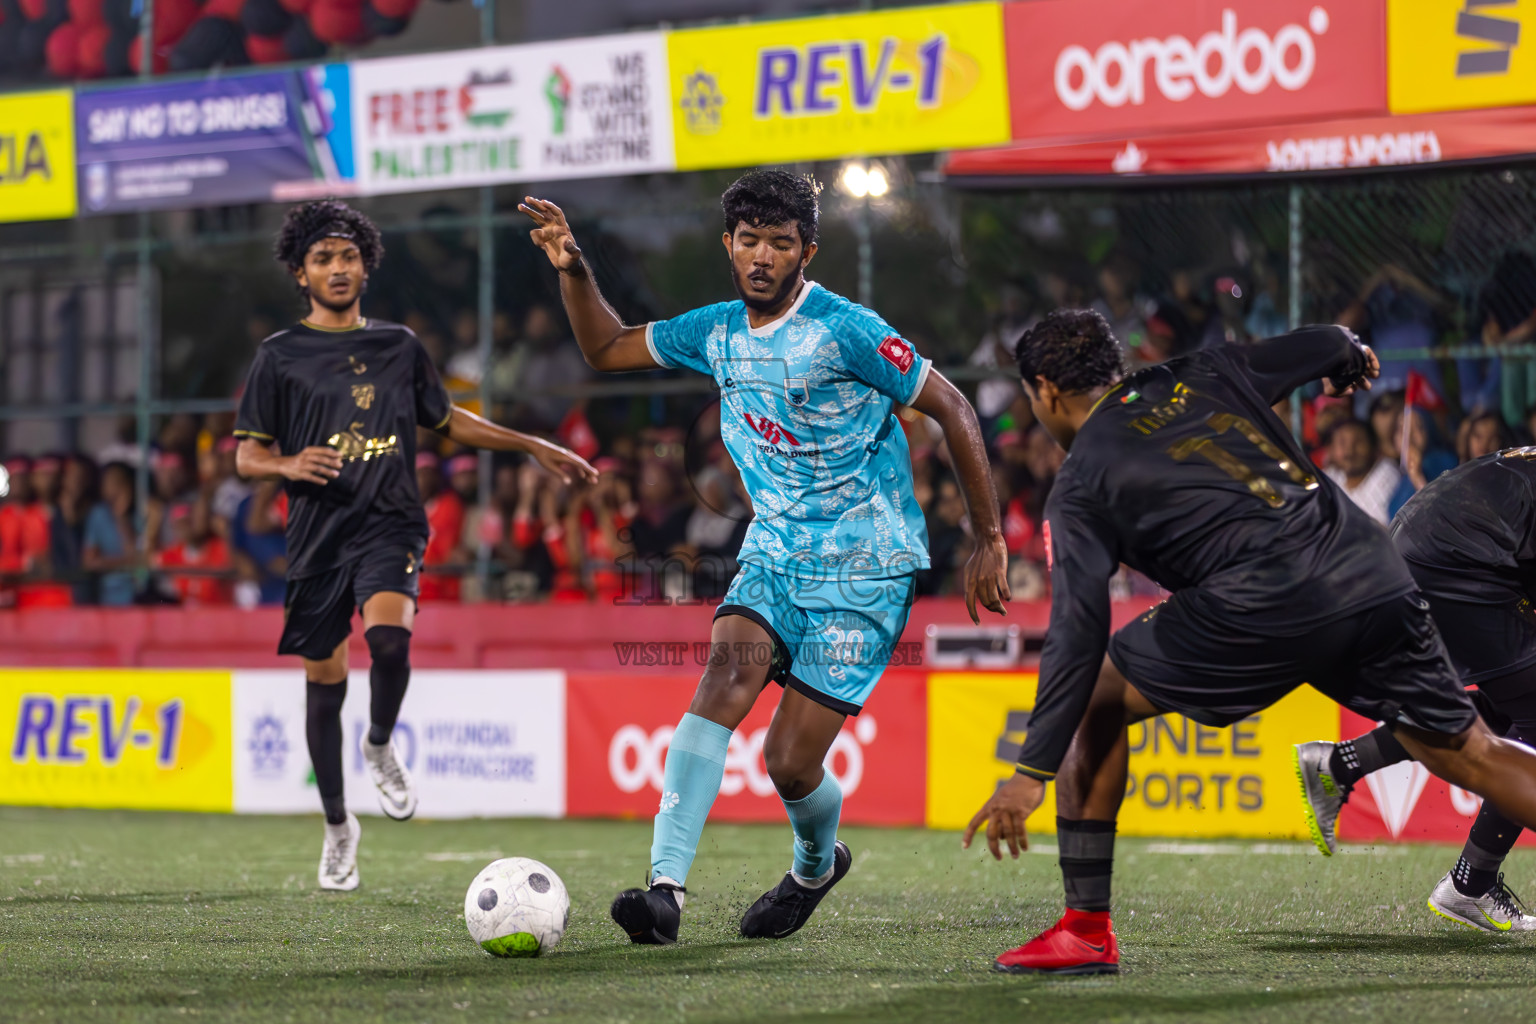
left=361, top=734, right=418, bottom=820
left=319, top=813, right=361, bottom=891
left=1428, top=872, right=1536, bottom=932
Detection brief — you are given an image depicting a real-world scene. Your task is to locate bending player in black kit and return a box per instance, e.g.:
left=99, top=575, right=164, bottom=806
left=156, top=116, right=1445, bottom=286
left=235, top=200, right=596, bottom=891
left=1296, top=449, right=1536, bottom=931
left=961, top=309, right=1536, bottom=974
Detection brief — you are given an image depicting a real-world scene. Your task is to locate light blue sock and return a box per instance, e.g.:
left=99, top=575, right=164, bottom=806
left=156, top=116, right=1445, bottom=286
left=649, top=712, right=732, bottom=886
left=783, top=771, right=843, bottom=881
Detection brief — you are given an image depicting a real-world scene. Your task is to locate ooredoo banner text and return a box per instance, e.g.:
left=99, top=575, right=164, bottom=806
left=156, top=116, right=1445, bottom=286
left=1003, top=0, right=1387, bottom=143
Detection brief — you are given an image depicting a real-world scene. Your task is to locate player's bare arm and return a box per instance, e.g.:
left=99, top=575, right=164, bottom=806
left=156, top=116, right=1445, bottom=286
left=234, top=437, right=341, bottom=486
left=909, top=370, right=1011, bottom=624
left=438, top=406, right=598, bottom=485
left=518, top=197, right=657, bottom=372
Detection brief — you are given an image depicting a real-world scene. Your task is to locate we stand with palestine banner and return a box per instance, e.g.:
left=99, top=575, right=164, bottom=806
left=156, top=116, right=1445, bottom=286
left=350, top=32, right=674, bottom=194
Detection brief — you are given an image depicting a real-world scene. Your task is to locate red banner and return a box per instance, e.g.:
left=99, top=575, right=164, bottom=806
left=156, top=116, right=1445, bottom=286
left=947, top=105, right=1536, bottom=180
left=1004, top=0, right=1386, bottom=144
left=565, top=671, right=927, bottom=825
left=1335, top=708, right=1536, bottom=846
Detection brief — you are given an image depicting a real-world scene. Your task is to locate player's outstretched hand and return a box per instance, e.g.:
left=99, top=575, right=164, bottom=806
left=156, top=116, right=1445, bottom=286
left=529, top=438, right=599, bottom=486
left=962, top=773, right=1045, bottom=860
left=1323, top=337, right=1380, bottom=397
left=963, top=534, right=1011, bottom=625
left=519, top=197, right=582, bottom=273
left=283, top=446, right=343, bottom=485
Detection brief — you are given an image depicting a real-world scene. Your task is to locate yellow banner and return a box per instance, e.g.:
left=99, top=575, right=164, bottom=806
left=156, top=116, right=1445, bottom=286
left=1, top=670, right=232, bottom=812
left=926, top=672, right=1339, bottom=839
left=0, top=90, right=77, bottom=223
left=1390, top=0, right=1536, bottom=113
left=668, top=2, right=1010, bottom=170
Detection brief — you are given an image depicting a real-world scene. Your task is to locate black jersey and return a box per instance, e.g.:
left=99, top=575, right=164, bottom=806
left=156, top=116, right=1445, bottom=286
left=1015, top=327, right=1417, bottom=781
left=233, top=318, right=453, bottom=581
left=1391, top=450, right=1536, bottom=605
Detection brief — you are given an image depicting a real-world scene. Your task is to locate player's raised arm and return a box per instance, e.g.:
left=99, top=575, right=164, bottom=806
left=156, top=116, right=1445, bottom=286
left=519, top=197, right=658, bottom=373
left=1235, top=324, right=1381, bottom=405
left=909, top=370, right=1010, bottom=624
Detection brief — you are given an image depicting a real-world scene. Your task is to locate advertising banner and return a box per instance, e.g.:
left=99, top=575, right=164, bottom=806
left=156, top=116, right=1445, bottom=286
left=74, top=68, right=355, bottom=215
left=351, top=32, right=672, bottom=195
left=1003, top=0, right=1386, bottom=144
left=232, top=670, right=565, bottom=818
left=925, top=671, right=1337, bottom=838
left=1335, top=708, right=1536, bottom=845
left=0, top=90, right=77, bottom=223
left=565, top=671, right=927, bottom=825
left=944, top=106, right=1536, bottom=180
left=1389, top=0, right=1536, bottom=114
left=667, top=2, right=1010, bottom=171
left=1, top=669, right=231, bottom=812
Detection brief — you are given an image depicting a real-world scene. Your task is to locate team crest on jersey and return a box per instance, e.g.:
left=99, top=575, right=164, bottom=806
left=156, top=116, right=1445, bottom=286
left=784, top=378, right=809, bottom=407
left=878, top=335, right=915, bottom=374
left=351, top=383, right=375, bottom=410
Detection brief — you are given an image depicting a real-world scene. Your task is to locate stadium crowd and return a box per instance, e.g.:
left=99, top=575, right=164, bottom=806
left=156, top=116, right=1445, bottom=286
left=1, top=260, right=1532, bottom=609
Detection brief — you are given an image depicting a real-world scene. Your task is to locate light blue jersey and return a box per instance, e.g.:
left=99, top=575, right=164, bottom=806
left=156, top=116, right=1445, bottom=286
left=646, top=281, right=931, bottom=581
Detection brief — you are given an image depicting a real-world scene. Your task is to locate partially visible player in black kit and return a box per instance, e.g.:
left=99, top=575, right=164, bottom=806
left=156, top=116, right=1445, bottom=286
left=961, top=309, right=1536, bottom=974
left=235, top=200, right=596, bottom=891
left=1296, top=449, right=1536, bottom=931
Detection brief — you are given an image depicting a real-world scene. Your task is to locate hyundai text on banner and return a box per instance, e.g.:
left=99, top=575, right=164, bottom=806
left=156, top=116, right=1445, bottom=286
left=565, top=672, right=926, bottom=825
left=232, top=670, right=565, bottom=818
left=667, top=2, right=1009, bottom=171
left=2, top=669, right=232, bottom=812
left=351, top=32, right=672, bottom=194
left=1, top=90, right=76, bottom=223
left=944, top=106, right=1536, bottom=179
left=1004, top=0, right=1386, bottom=144
left=925, top=672, right=1337, bottom=837
left=75, top=68, right=355, bottom=215
left=1389, top=0, right=1536, bottom=114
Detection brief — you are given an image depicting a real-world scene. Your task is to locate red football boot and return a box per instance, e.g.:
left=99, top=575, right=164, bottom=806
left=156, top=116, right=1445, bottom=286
left=994, top=908, right=1120, bottom=975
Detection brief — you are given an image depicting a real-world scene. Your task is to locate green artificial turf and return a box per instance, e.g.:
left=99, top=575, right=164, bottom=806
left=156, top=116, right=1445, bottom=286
left=3, top=807, right=1533, bottom=1023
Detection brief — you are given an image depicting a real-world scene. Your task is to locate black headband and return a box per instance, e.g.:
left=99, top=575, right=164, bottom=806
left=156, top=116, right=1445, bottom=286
left=301, top=222, right=359, bottom=261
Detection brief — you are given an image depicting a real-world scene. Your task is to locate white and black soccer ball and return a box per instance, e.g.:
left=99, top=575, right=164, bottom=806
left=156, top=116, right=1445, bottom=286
left=464, top=857, right=570, bottom=957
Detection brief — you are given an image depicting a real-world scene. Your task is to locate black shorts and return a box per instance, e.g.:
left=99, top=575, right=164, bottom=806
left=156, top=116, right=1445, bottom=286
left=278, top=542, right=423, bottom=660
left=1108, top=590, right=1477, bottom=736
left=1422, top=592, right=1536, bottom=686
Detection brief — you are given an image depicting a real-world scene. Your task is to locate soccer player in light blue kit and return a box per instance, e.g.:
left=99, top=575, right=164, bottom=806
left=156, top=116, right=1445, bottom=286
left=521, top=171, right=1009, bottom=943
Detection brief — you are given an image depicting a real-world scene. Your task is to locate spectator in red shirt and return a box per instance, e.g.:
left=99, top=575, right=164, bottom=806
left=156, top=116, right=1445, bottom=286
left=0, top=455, right=36, bottom=576
left=156, top=502, right=233, bottom=606
left=417, top=452, right=464, bottom=602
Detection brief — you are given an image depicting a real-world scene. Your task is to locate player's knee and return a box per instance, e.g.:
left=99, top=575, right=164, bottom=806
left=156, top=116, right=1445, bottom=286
left=365, top=625, right=412, bottom=670
left=695, top=660, right=765, bottom=706
left=763, top=744, right=817, bottom=799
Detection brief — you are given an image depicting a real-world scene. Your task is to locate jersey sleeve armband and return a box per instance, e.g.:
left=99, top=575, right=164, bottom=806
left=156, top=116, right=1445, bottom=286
left=232, top=429, right=274, bottom=441
left=643, top=322, right=674, bottom=369
left=1015, top=763, right=1056, bottom=783
left=433, top=407, right=454, bottom=431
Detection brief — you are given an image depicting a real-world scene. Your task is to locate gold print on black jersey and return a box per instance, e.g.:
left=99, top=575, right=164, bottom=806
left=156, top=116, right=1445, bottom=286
left=1129, top=383, right=1195, bottom=435
left=352, top=383, right=375, bottom=410
left=1500, top=447, right=1536, bottom=461
left=349, top=355, right=368, bottom=376
left=1168, top=412, right=1317, bottom=509
left=327, top=421, right=400, bottom=462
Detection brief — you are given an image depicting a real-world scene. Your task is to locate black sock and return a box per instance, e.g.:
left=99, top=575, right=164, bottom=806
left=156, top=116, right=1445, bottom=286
left=365, top=625, right=412, bottom=746
left=1329, top=726, right=1411, bottom=792
left=306, top=679, right=348, bottom=825
left=1453, top=800, right=1523, bottom=897
left=1058, top=818, right=1116, bottom=913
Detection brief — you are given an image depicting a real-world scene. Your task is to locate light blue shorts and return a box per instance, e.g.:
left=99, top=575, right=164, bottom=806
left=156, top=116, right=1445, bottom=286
left=715, top=560, right=917, bottom=716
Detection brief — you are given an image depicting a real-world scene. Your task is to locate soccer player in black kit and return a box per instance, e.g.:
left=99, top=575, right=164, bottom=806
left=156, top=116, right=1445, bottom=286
left=1295, top=450, right=1536, bottom=931
left=961, top=309, right=1536, bottom=974
left=235, top=200, right=596, bottom=891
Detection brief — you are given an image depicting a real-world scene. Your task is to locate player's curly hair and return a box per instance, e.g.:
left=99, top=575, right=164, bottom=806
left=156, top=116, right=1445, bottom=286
left=1015, top=308, right=1126, bottom=394
left=273, top=199, right=384, bottom=274
left=722, top=169, right=821, bottom=247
